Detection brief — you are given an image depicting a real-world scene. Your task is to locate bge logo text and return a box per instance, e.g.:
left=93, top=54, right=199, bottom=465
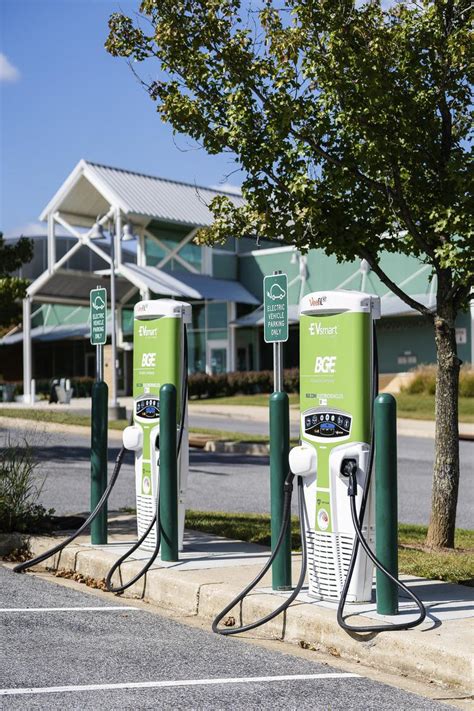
left=314, top=356, right=336, bottom=374
left=141, top=353, right=156, bottom=367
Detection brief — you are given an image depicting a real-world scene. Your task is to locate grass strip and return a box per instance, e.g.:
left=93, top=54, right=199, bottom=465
left=184, top=510, right=474, bottom=586
left=396, top=393, right=474, bottom=423
left=0, top=408, right=273, bottom=443
left=191, top=393, right=473, bottom=422
left=1, top=392, right=473, bottom=423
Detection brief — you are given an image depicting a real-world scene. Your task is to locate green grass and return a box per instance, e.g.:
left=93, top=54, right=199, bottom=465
left=0, top=408, right=94, bottom=428
left=395, top=393, right=474, bottom=422
left=184, top=510, right=474, bottom=585
left=0, top=408, right=276, bottom=443
left=191, top=393, right=300, bottom=407
left=189, top=427, right=268, bottom=443
left=192, top=393, right=473, bottom=422
left=2, top=392, right=472, bottom=427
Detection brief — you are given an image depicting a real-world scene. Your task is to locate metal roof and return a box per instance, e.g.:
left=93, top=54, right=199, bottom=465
left=380, top=293, right=436, bottom=317
left=27, top=269, right=136, bottom=305
left=123, top=263, right=259, bottom=305
left=0, top=322, right=110, bottom=346
left=40, top=159, right=244, bottom=227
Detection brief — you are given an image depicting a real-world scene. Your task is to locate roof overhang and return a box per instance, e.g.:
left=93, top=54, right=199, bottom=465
left=122, top=263, right=259, bottom=305
left=27, top=269, right=137, bottom=306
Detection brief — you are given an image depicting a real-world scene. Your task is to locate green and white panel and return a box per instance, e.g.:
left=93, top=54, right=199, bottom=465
left=298, top=290, right=380, bottom=602
left=124, top=299, right=191, bottom=552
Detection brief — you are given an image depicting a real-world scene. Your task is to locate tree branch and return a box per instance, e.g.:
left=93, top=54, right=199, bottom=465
left=358, top=246, right=435, bottom=320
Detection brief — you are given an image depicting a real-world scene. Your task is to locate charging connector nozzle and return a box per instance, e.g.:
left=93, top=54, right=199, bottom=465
left=340, top=458, right=358, bottom=496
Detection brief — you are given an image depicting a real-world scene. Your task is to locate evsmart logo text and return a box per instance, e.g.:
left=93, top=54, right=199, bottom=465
left=309, top=322, right=338, bottom=336
left=139, top=325, right=158, bottom=337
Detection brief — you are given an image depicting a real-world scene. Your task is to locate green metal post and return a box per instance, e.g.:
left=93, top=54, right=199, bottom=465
left=375, top=393, right=399, bottom=615
left=159, top=383, right=178, bottom=562
left=270, top=391, right=292, bottom=590
left=91, top=380, right=108, bottom=545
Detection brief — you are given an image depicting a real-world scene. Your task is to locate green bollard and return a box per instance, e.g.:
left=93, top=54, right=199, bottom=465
left=91, top=381, right=108, bottom=545
left=270, top=391, right=292, bottom=590
left=375, top=393, right=399, bottom=615
left=159, top=383, right=179, bottom=562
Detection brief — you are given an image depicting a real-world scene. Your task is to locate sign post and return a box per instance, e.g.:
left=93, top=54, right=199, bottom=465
left=264, top=272, right=291, bottom=590
left=90, top=287, right=108, bottom=545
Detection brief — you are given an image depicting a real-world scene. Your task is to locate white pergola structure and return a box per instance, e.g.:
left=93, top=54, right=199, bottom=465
left=22, top=159, right=254, bottom=402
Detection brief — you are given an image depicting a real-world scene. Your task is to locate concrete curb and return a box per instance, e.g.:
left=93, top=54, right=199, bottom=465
left=13, top=532, right=473, bottom=695
left=204, top=440, right=270, bottom=456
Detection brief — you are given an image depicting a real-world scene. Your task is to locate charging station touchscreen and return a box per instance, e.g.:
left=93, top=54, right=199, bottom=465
left=298, top=291, right=379, bottom=602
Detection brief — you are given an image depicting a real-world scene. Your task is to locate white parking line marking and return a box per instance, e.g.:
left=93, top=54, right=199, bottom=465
left=0, top=673, right=360, bottom=696
left=0, top=606, right=138, bottom=613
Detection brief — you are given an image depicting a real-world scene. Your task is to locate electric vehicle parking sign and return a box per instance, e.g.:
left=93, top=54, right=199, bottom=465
left=90, top=288, right=107, bottom=345
left=263, top=274, right=288, bottom=343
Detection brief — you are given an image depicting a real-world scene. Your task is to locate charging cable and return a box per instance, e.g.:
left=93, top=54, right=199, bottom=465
left=337, top=325, right=426, bottom=631
left=14, top=434, right=130, bottom=574
left=212, top=472, right=309, bottom=635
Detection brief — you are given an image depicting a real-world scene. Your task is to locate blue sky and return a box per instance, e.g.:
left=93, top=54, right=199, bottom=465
left=0, top=0, right=243, bottom=235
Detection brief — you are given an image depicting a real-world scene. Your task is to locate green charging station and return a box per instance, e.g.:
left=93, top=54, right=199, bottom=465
left=289, top=290, right=381, bottom=602
left=122, top=299, right=191, bottom=552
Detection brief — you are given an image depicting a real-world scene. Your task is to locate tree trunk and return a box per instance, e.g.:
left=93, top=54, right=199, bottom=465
left=426, top=293, right=461, bottom=549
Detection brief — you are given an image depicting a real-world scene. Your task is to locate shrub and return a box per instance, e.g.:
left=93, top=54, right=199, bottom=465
left=6, top=377, right=95, bottom=399
left=402, top=364, right=474, bottom=397
left=459, top=365, right=474, bottom=397
left=0, top=437, right=54, bottom=533
left=188, top=368, right=300, bottom=399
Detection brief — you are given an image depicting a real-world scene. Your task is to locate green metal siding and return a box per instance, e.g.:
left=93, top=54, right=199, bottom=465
left=213, top=253, right=238, bottom=279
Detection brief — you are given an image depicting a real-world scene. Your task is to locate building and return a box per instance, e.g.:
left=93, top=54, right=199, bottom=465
left=1, top=159, right=472, bottom=397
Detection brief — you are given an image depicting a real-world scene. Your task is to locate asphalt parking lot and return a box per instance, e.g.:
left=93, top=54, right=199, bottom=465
left=0, top=566, right=452, bottom=710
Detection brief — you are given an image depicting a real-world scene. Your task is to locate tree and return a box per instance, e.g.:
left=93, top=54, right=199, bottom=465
left=0, top=233, right=34, bottom=336
left=106, top=0, right=473, bottom=548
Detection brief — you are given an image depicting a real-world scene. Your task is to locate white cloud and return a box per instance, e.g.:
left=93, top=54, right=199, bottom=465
left=210, top=182, right=242, bottom=196
left=4, top=222, right=70, bottom=238
left=0, top=53, right=20, bottom=83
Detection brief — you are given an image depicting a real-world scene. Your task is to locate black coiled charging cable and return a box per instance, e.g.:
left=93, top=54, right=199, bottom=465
left=106, top=326, right=188, bottom=594
left=15, top=324, right=189, bottom=594
left=213, top=323, right=426, bottom=636
left=337, top=324, right=426, bottom=631
left=212, top=472, right=309, bottom=635
left=14, top=433, right=130, bottom=574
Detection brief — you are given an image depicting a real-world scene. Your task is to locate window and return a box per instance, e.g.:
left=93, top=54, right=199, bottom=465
left=187, top=301, right=229, bottom=373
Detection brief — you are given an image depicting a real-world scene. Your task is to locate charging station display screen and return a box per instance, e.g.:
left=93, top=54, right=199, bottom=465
left=136, top=398, right=160, bottom=420
left=304, top=412, right=351, bottom=438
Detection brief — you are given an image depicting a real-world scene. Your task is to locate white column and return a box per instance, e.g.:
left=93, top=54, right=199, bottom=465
left=228, top=302, right=236, bottom=372
left=201, top=246, right=213, bottom=275
left=117, top=304, right=123, bottom=348
left=47, top=213, right=55, bottom=273
left=110, top=225, right=118, bottom=407
left=115, top=210, right=122, bottom=269
left=22, top=297, right=32, bottom=403
left=137, top=226, right=146, bottom=267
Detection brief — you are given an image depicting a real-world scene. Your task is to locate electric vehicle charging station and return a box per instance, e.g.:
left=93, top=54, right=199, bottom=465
left=289, top=290, right=380, bottom=602
left=122, top=299, right=191, bottom=552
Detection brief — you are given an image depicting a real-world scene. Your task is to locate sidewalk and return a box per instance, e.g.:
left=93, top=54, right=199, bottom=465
left=9, top=514, right=473, bottom=695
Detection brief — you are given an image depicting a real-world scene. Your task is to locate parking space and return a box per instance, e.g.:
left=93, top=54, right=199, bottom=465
left=0, top=566, right=451, bottom=710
